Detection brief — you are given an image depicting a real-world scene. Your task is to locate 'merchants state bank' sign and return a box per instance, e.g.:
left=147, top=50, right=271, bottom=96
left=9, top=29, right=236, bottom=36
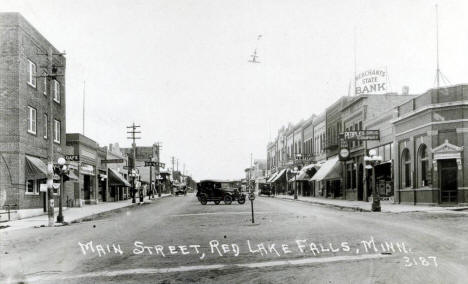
left=355, top=69, right=388, bottom=95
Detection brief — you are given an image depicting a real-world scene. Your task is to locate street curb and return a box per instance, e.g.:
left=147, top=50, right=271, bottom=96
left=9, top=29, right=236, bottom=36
left=64, top=195, right=172, bottom=225
left=266, top=195, right=372, bottom=212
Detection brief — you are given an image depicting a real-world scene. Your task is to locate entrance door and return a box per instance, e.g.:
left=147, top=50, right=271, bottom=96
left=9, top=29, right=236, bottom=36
left=358, top=164, right=363, bottom=201
left=84, top=175, right=91, bottom=200
left=440, top=159, right=458, bottom=203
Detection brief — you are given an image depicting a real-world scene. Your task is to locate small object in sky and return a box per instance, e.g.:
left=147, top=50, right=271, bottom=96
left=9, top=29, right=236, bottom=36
left=257, top=34, right=262, bottom=40
left=248, top=48, right=260, bottom=63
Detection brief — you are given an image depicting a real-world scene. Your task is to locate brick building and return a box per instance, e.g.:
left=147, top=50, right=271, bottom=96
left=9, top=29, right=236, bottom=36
left=393, top=85, right=468, bottom=205
left=0, top=13, right=68, bottom=213
left=341, top=93, right=416, bottom=201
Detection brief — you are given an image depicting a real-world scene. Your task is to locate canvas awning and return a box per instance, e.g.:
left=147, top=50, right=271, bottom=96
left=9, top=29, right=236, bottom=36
left=310, top=157, right=341, bottom=181
left=25, top=156, right=48, bottom=180
left=66, top=170, right=79, bottom=181
left=108, top=168, right=131, bottom=187
left=267, top=172, right=279, bottom=183
left=271, top=169, right=286, bottom=183
left=289, top=164, right=320, bottom=182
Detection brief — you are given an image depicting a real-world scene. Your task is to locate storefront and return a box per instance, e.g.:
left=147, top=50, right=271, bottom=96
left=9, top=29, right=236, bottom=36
left=310, top=157, right=342, bottom=198
left=65, top=133, right=99, bottom=206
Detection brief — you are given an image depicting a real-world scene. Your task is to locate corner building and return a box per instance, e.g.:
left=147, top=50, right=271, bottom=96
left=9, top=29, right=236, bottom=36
left=0, top=13, right=68, bottom=214
left=393, top=85, right=468, bottom=205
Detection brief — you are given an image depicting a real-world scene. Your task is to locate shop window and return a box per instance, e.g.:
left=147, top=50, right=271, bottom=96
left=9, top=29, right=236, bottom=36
left=401, top=149, right=411, bottom=188
left=418, top=144, right=429, bottom=187
left=26, top=180, right=35, bottom=194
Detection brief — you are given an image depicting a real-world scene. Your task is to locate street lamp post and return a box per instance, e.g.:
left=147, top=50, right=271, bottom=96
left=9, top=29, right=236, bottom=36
left=56, top=157, right=68, bottom=223
left=364, top=149, right=383, bottom=212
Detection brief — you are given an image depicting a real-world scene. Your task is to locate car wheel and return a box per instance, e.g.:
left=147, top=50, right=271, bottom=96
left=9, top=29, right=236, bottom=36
left=214, top=200, right=220, bottom=205
left=200, top=196, right=207, bottom=205
left=238, top=196, right=246, bottom=204
left=224, top=195, right=232, bottom=205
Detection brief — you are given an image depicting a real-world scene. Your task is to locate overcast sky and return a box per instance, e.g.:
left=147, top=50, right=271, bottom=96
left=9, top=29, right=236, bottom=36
left=2, top=0, right=468, bottom=180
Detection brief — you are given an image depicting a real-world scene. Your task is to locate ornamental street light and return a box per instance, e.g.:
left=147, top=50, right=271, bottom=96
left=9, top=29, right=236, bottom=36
left=364, top=149, right=383, bottom=212
left=56, top=157, right=68, bottom=223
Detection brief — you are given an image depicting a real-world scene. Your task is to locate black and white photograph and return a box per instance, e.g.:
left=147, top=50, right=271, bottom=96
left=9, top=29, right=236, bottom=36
left=1, top=0, right=468, bottom=283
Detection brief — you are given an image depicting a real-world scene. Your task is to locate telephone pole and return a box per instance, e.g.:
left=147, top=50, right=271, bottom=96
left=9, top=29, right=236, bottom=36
left=155, top=142, right=162, bottom=197
left=37, top=48, right=65, bottom=226
left=127, top=123, right=141, bottom=203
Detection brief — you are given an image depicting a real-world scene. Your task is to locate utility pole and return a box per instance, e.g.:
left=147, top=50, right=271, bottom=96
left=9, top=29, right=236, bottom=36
left=250, top=153, right=253, bottom=192
left=156, top=142, right=162, bottom=197
left=82, top=80, right=85, bottom=135
left=171, top=156, right=175, bottom=195
left=127, top=123, right=141, bottom=203
left=37, top=47, right=66, bottom=226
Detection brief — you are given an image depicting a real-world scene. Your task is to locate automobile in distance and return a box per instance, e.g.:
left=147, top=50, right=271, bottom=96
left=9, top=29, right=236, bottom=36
left=258, top=183, right=272, bottom=196
left=196, top=179, right=246, bottom=205
left=175, top=185, right=187, bottom=196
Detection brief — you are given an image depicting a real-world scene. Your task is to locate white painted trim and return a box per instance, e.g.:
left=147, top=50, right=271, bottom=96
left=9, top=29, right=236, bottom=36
left=392, top=100, right=468, bottom=124
left=395, top=119, right=468, bottom=137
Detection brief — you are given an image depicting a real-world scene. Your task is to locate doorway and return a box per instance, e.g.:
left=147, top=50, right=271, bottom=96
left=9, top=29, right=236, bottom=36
left=84, top=175, right=91, bottom=200
left=358, top=164, right=364, bottom=201
left=440, top=159, right=458, bottom=203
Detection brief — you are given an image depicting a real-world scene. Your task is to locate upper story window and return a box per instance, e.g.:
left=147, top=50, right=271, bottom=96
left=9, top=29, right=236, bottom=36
left=43, top=72, right=48, bottom=95
left=54, top=119, right=61, bottom=143
left=53, top=80, right=61, bottom=103
left=28, top=60, right=37, bottom=87
left=27, top=106, right=37, bottom=134
left=43, top=114, right=48, bottom=139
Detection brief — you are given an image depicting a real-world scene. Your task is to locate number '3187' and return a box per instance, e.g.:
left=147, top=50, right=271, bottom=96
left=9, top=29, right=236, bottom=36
left=403, top=256, right=438, bottom=267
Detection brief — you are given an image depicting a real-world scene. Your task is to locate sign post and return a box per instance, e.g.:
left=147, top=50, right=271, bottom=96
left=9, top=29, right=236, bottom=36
left=249, top=192, right=255, bottom=223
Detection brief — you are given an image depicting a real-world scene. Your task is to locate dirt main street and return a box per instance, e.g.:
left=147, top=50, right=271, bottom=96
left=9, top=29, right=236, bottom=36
left=1, top=194, right=467, bottom=284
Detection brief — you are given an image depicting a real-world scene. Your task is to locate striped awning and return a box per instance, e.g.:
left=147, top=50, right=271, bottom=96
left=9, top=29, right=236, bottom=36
left=25, top=156, right=48, bottom=180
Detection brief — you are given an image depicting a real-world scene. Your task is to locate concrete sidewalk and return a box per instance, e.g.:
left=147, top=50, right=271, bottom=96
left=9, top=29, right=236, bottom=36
left=269, top=194, right=468, bottom=213
left=0, top=194, right=171, bottom=232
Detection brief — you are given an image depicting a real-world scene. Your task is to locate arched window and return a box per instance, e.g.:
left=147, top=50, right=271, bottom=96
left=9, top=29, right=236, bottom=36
left=401, top=149, right=411, bottom=188
left=418, top=145, right=429, bottom=187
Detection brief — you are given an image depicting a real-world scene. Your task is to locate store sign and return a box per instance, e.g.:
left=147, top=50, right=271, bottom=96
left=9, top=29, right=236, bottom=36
left=65, top=155, right=80, bottom=161
left=81, top=164, right=95, bottom=175
left=342, top=130, right=380, bottom=141
left=355, top=69, right=388, bottom=95
left=101, top=159, right=124, bottom=164
left=339, top=138, right=350, bottom=161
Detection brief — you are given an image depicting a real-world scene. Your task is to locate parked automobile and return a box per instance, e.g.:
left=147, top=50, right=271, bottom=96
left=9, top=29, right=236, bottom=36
left=175, top=185, right=187, bottom=196
left=258, top=183, right=272, bottom=196
left=196, top=180, right=246, bottom=205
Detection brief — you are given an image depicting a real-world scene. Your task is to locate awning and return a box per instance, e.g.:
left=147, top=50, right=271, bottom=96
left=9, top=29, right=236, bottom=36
left=267, top=172, right=279, bottom=183
left=296, top=164, right=320, bottom=181
left=65, top=170, right=79, bottom=181
left=271, top=169, right=286, bottom=183
left=310, top=157, right=341, bottom=181
left=108, top=168, right=131, bottom=187
left=25, top=156, right=48, bottom=180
